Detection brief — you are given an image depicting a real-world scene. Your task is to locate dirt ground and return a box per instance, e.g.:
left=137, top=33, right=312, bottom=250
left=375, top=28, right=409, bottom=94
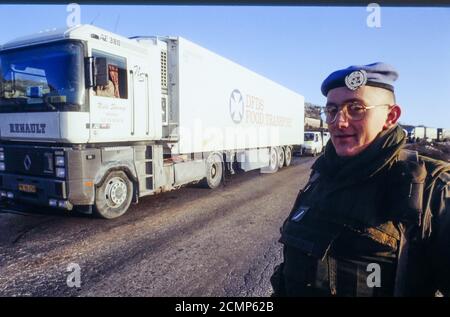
left=0, top=157, right=315, bottom=297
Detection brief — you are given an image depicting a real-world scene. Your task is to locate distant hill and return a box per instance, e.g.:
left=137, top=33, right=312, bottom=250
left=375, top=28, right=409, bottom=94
left=305, top=102, right=322, bottom=119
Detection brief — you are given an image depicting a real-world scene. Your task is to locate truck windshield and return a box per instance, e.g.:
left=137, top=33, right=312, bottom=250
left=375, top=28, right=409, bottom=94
left=0, top=41, right=85, bottom=113
left=304, top=133, right=315, bottom=141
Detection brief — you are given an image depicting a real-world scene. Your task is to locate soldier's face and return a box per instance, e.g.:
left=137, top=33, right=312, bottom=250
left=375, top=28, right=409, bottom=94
left=326, top=86, right=400, bottom=157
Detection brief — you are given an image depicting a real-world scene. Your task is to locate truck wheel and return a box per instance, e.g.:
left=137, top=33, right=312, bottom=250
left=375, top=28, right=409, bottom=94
left=202, top=153, right=223, bottom=189
left=284, top=146, right=292, bottom=167
left=278, top=146, right=285, bottom=169
left=265, top=147, right=279, bottom=173
left=94, top=171, right=133, bottom=219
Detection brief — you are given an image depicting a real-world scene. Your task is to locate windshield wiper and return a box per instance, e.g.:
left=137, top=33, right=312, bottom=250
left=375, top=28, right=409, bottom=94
left=42, top=94, right=57, bottom=111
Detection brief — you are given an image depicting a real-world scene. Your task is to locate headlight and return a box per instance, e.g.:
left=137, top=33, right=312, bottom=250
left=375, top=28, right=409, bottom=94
left=58, top=200, right=69, bottom=209
left=56, top=167, right=66, bottom=178
left=55, top=156, right=65, bottom=167
left=0, top=162, right=5, bottom=171
left=0, top=152, right=4, bottom=161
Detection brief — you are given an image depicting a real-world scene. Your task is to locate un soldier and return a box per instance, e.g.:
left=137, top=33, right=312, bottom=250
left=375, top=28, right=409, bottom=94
left=271, top=62, right=450, bottom=297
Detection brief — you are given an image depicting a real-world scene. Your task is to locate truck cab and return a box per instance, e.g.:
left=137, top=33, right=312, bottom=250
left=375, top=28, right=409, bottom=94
left=0, top=25, right=164, bottom=217
left=302, top=131, right=329, bottom=156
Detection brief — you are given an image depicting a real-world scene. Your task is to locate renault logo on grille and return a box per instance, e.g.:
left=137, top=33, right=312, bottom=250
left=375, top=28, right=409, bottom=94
left=24, top=155, right=32, bottom=171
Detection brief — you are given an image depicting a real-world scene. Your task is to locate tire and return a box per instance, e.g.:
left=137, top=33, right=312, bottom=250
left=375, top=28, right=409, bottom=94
left=94, top=171, right=133, bottom=219
left=263, top=147, right=279, bottom=173
left=284, top=146, right=292, bottom=167
left=201, top=153, right=223, bottom=189
left=278, top=146, right=285, bottom=169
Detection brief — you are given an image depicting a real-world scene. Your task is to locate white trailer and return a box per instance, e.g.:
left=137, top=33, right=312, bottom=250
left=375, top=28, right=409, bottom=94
left=412, top=126, right=425, bottom=141
left=425, top=127, right=438, bottom=142
left=0, top=25, right=304, bottom=218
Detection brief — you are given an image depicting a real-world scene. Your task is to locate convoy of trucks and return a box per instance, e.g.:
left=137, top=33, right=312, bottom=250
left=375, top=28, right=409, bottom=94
left=404, top=125, right=449, bottom=142
left=0, top=25, right=304, bottom=218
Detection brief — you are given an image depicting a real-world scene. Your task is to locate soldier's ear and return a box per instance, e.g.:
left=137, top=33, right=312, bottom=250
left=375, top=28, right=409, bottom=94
left=384, top=104, right=401, bottom=129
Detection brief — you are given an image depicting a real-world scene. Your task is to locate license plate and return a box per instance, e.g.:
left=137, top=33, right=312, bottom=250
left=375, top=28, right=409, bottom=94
left=18, top=183, right=36, bottom=193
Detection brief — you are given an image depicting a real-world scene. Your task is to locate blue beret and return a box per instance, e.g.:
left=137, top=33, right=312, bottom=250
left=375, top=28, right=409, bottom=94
left=321, top=62, right=399, bottom=96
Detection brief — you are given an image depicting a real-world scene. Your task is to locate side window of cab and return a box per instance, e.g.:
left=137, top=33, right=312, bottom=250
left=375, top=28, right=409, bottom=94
left=92, top=50, right=127, bottom=99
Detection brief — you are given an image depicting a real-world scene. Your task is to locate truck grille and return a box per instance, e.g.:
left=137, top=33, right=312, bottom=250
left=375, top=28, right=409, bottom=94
left=2, top=146, right=55, bottom=178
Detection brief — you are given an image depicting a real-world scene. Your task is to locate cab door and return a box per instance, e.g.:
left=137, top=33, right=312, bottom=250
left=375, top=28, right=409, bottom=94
left=88, top=49, right=131, bottom=142
left=128, top=60, right=151, bottom=139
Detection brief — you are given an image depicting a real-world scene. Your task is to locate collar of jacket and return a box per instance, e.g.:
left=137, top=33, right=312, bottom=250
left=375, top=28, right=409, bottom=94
left=311, top=125, right=406, bottom=194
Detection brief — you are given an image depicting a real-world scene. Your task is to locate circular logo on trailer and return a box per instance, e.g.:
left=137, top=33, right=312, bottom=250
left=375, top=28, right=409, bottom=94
left=229, top=89, right=244, bottom=124
left=24, top=155, right=32, bottom=171
left=345, top=70, right=368, bottom=90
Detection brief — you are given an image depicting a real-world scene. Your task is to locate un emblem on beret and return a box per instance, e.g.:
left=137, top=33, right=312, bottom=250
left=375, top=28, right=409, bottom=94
left=345, top=70, right=368, bottom=90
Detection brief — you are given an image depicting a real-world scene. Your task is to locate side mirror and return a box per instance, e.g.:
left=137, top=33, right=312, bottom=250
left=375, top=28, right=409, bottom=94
left=94, top=57, right=108, bottom=87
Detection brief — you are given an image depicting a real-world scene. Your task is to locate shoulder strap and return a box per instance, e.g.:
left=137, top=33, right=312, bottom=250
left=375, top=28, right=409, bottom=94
left=393, top=149, right=427, bottom=226
left=304, top=170, right=320, bottom=192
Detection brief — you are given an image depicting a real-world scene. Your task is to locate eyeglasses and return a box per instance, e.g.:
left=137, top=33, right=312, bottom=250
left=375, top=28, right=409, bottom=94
left=321, top=101, right=392, bottom=124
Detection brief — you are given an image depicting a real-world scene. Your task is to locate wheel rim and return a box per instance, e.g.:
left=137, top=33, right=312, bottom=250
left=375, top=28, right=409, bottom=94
left=105, top=177, right=127, bottom=208
left=211, top=163, right=217, bottom=179
left=270, top=149, right=278, bottom=169
left=279, top=150, right=284, bottom=168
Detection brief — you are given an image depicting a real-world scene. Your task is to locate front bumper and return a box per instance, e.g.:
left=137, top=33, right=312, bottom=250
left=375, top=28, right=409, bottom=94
left=0, top=174, right=71, bottom=209
left=302, top=147, right=315, bottom=154
left=0, top=173, right=72, bottom=209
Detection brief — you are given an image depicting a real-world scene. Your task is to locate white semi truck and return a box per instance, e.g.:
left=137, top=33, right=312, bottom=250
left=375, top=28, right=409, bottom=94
left=425, top=127, right=438, bottom=142
left=0, top=25, right=304, bottom=219
left=408, top=126, right=425, bottom=142
left=301, top=131, right=330, bottom=156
